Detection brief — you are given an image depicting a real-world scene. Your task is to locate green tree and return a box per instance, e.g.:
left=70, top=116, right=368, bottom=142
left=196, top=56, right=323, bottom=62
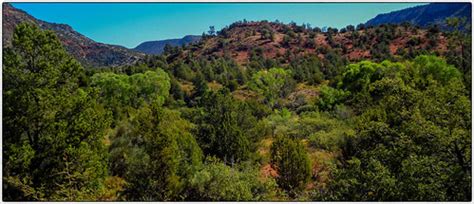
left=186, top=157, right=278, bottom=201
left=174, top=62, right=195, bottom=81
left=90, top=69, right=170, bottom=120
left=317, top=85, right=349, bottom=111
left=248, top=68, right=292, bottom=107
left=196, top=89, right=251, bottom=163
left=337, top=59, right=404, bottom=111
left=288, top=56, right=324, bottom=84
left=192, top=71, right=209, bottom=99
left=169, top=76, right=185, bottom=101
left=270, top=136, right=311, bottom=197
left=445, top=17, right=471, bottom=86
left=3, top=23, right=111, bottom=200
left=113, top=105, right=203, bottom=201
left=320, top=56, right=471, bottom=201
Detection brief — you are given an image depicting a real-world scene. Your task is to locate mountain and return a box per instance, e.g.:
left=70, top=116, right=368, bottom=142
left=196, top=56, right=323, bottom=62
left=3, top=2, right=461, bottom=67
left=3, top=3, right=144, bottom=67
left=134, top=35, right=201, bottom=54
left=366, top=3, right=471, bottom=28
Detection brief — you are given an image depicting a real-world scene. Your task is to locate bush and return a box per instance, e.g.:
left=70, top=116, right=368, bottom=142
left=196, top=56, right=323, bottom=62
left=187, top=158, right=278, bottom=201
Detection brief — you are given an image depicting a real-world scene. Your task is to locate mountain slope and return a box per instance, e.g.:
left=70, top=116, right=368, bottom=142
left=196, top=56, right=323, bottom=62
left=170, top=21, right=450, bottom=66
left=366, top=3, right=471, bottom=27
left=3, top=3, right=144, bottom=67
left=134, top=35, right=201, bottom=55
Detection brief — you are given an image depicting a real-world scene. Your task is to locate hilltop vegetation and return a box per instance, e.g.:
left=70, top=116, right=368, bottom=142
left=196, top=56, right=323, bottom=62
left=3, top=16, right=472, bottom=201
left=174, top=20, right=452, bottom=63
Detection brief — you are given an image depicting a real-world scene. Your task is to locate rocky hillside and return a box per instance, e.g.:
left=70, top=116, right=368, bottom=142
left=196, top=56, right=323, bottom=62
left=3, top=3, right=144, bottom=67
left=134, top=35, right=201, bottom=55
left=366, top=3, right=471, bottom=28
left=174, top=20, right=450, bottom=66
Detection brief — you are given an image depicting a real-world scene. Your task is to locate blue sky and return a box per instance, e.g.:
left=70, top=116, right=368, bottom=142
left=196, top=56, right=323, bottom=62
left=12, top=3, right=425, bottom=48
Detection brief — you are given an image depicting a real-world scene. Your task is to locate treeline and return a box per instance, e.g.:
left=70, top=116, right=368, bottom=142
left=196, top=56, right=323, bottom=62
left=3, top=22, right=471, bottom=201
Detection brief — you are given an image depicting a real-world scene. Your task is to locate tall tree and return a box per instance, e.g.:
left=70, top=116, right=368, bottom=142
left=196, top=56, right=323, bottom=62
left=192, top=71, right=209, bottom=99
left=196, top=89, right=251, bottom=163
left=445, top=17, right=472, bottom=93
left=3, top=23, right=111, bottom=200
left=270, top=136, right=311, bottom=197
left=115, top=105, right=203, bottom=201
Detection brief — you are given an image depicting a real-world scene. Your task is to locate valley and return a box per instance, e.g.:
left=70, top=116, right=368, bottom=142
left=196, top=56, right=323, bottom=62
left=2, top=2, right=472, bottom=202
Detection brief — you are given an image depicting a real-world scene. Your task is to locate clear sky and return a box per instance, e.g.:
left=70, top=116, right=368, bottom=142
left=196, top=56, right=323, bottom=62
left=11, top=3, right=426, bottom=48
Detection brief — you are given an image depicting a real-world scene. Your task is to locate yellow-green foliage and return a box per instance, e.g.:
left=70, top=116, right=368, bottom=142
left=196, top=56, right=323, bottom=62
left=248, top=68, right=292, bottom=106
left=188, top=157, right=278, bottom=201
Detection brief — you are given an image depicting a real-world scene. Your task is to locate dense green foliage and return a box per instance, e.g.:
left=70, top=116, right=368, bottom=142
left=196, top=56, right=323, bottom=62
left=318, top=55, right=471, bottom=201
left=116, top=105, right=203, bottom=200
left=248, top=68, right=293, bottom=107
left=196, top=89, right=252, bottom=163
left=90, top=70, right=170, bottom=121
left=186, top=158, right=278, bottom=201
left=3, top=23, right=111, bottom=200
left=3, top=21, right=471, bottom=201
left=270, top=136, right=311, bottom=196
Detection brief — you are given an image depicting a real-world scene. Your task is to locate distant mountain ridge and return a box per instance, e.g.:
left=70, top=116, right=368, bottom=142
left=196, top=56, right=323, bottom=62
left=134, top=35, right=201, bottom=54
left=366, top=3, right=471, bottom=28
left=3, top=3, right=144, bottom=67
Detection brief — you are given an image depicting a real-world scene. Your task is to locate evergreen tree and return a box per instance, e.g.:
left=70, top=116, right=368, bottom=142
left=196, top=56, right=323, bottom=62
left=192, top=71, right=209, bottom=99
left=3, top=23, right=111, bottom=200
left=116, top=105, right=203, bottom=201
left=270, top=136, right=311, bottom=197
left=196, top=89, right=251, bottom=163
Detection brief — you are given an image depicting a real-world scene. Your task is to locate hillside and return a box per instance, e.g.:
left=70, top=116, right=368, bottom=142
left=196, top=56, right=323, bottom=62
left=134, top=35, right=201, bottom=54
left=366, top=3, right=471, bottom=28
left=3, top=3, right=144, bottom=67
left=172, top=20, right=449, bottom=66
